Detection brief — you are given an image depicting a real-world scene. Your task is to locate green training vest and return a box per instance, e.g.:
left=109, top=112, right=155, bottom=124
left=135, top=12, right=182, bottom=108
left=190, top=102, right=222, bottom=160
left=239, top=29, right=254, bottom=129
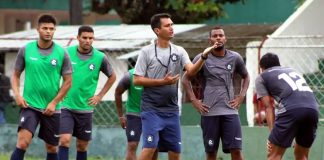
left=24, top=41, right=65, bottom=110
left=61, top=45, right=104, bottom=110
left=125, top=68, right=143, bottom=114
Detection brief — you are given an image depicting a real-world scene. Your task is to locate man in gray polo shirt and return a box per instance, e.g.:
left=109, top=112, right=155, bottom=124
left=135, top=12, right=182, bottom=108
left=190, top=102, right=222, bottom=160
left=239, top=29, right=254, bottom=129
left=134, top=13, right=217, bottom=160
left=182, top=26, right=250, bottom=160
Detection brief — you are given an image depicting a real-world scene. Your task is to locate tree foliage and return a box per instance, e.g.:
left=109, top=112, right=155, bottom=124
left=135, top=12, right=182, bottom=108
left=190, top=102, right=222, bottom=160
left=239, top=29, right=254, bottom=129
left=91, top=0, right=245, bottom=24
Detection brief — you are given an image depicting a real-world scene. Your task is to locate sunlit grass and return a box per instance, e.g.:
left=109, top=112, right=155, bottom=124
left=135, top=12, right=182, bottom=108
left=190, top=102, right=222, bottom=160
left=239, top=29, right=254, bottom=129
left=0, top=153, right=119, bottom=160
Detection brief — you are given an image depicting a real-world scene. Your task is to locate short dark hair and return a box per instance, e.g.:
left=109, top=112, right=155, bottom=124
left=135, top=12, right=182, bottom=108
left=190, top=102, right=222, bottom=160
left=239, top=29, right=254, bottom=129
left=259, top=52, right=281, bottom=69
left=209, top=26, right=223, bottom=37
left=38, top=14, right=57, bottom=26
left=150, top=13, right=171, bottom=31
left=78, top=25, right=94, bottom=36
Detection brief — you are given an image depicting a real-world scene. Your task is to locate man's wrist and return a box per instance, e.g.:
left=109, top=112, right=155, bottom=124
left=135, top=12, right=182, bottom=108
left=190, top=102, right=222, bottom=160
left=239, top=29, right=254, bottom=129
left=190, top=98, right=197, bottom=102
left=201, top=54, right=208, bottom=60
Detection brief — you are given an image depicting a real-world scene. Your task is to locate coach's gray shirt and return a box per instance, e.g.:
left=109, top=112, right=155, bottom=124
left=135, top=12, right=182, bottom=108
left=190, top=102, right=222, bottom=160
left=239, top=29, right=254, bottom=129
left=134, top=43, right=191, bottom=112
left=193, top=50, right=248, bottom=116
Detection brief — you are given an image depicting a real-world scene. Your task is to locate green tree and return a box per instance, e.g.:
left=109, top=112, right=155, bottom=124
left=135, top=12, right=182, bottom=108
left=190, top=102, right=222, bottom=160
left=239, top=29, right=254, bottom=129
left=91, top=0, right=245, bottom=24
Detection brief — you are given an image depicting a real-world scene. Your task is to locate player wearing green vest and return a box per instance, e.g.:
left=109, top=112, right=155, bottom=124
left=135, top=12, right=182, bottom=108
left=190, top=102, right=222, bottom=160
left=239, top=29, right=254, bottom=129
left=58, top=26, right=116, bottom=160
left=11, top=14, right=72, bottom=160
left=115, top=68, right=143, bottom=160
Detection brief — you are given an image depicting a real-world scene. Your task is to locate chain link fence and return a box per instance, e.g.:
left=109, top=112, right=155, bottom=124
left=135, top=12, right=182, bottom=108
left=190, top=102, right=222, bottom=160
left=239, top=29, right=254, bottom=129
left=85, top=36, right=259, bottom=127
left=2, top=36, right=256, bottom=127
left=3, top=35, right=324, bottom=127
left=247, top=35, right=324, bottom=126
left=93, top=50, right=139, bottom=127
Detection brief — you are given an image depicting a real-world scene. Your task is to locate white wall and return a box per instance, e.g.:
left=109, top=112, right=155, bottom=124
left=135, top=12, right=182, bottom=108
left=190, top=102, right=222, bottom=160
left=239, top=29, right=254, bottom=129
left=245, top=0, right=324, bottom=126
left=245, top=41, right=262, bottom=127
left=272, top=0, right=324, bottom=36
left=96, top=56, right=129, bottom=101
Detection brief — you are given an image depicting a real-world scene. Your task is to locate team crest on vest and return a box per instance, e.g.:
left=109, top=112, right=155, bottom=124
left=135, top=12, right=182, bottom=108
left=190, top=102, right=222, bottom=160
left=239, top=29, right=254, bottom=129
left=89, top=64, right=95, bottom=71
left=51, top=59, right=57, bottom=66
left=171, top=53, right=179, bottom=62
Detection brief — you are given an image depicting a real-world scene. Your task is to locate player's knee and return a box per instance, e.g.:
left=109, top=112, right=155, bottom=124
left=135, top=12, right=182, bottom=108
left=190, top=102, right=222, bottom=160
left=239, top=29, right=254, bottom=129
left=294, top=149, right=308, bottom=160
left=294, top=153, right=307, bottom=160
left=59, top=136, right=71, bottom=147
left=76, top=141, right=89, bottom=151
left=76, top=145, right=88, bottom=152
left=16, top=129, right=32, bottom=149
left=230, top=149, right=243, bottom=160
left=267, top=151, right=280, bottom=160
left=206, top=151, right=217, bottom=160
left=45, top=144, right=58, bottom=153
left=167, top=151, right=180, bottom=160
left=16, top=138, right=31, bottom=150
left=128, top=141, right=139, bottom=151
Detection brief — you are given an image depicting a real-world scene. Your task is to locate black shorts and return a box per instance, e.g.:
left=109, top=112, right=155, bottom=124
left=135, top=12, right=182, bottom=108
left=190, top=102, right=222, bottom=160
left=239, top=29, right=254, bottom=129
left=18, top=108, right=60, bottom=146
left=201, top=114, right=242, bottom=153
left=269, top=108, right=318, bottom=148
left=126, top=114, right=142, bottom=142
left=60, top=109, right=93, bottom=141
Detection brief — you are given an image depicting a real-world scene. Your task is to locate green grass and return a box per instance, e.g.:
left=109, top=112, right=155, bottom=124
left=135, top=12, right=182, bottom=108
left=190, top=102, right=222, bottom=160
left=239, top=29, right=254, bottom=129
left=0, top=153, right=119, bottom=160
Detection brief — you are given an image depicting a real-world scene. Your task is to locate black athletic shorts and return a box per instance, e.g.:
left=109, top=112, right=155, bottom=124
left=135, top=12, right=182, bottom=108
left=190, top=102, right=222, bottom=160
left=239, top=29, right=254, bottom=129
left=60, top=109, right=93, bottom=141
left=201, top=114, right=242, bottom=153
left=125, top=114, right=142, bottom=142
left=269, top=108, right=318, bottom=148
left=18, top=107, right=60, bottom=146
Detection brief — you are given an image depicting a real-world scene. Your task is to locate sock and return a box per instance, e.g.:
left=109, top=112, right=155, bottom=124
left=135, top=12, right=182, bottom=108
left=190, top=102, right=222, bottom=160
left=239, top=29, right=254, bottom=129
left=10, top=147, right=26, bottom=160
left=46, top=152, right=58, bottom=160
left=76, top=151, right=87, bottom=160
left=58, top=146, right=69, bottom=160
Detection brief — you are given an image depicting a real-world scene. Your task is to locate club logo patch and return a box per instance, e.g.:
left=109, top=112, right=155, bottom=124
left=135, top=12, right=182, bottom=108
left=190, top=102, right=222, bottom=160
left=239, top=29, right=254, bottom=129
left=89, top=64, right=95, bottom=71
left=51, top=59, right=57, bottom=66
left=21, top=117, right=25, bottom=122
left=208, top=139, right=214, bottom=146
left=171, top=53, right=179, bottom=62
left=227, top=64, right=232, bottom=70
left=147, top=135, right=153, bottom=143
left=130, top=130, right=135, bottom=136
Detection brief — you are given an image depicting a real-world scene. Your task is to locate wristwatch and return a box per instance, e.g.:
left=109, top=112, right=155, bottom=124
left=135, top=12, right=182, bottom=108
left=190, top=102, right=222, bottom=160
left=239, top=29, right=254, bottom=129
left=201, top=54, right=208, bottom=60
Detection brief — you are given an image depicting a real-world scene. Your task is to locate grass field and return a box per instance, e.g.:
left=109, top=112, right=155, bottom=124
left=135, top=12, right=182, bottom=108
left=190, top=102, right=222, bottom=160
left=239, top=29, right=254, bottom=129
left=0, top=153, right=116, bottom=160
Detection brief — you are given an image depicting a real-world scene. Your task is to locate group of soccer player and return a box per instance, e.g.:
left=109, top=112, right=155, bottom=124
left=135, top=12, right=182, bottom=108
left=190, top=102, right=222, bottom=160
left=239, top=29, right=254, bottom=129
left=8, top=12, right=318, bottom=160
